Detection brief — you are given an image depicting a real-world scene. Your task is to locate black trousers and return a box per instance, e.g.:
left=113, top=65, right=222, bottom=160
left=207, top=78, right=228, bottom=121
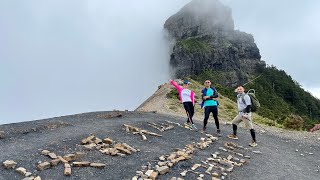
left=203, top=106, right=219, bottom=130
left=183, top=102, right=194, bottom=124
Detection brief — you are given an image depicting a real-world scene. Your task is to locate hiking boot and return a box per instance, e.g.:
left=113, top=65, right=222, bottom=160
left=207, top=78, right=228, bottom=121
left=203, top=126, right=207, bottom=132
left=217, top=130, right=222, bottom=137
left=249, top=141, right=258, bottom=147
left=184, top=123, right=192, bottom=130
left=192, top=124, right=198, bottom=130
left=227, top=134, right=239, bottom=140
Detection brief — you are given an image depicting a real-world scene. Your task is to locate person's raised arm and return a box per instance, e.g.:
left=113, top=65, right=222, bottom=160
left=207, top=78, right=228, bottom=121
left=169, top=79, right=183, bottom=91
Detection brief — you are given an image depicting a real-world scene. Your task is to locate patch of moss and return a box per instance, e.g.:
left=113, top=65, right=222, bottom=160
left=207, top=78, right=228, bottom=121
left=177, top=38, right=211, bottom=53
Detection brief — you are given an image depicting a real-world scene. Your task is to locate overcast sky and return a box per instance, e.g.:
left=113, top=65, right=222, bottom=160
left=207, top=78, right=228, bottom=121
left=0, top=0, right=189, bottom=124
left=222, top=0, right=320, bottom=97
left=1, top=0, right=319, bottom=124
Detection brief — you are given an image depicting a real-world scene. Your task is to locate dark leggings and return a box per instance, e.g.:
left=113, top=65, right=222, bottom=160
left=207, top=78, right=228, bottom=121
left=183, top=102, right=194, bottom=124
left=204, top=106, right=219, bottom=130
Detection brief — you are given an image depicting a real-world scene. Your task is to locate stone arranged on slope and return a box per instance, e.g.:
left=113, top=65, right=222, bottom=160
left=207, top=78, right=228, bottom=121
left=58, top=156, right=68, bottom=163
left=147, top=122, right=174, bottom=132
left=64, top=163, right=71, bottom=176
left=81, top=135, right=138, bottom=157
left=16, top=167, right=27, bottom=176
left=73, top=161, right=91, bottom=167
left=157, top=166, right=169, bottom=175
left=48, top=153, right=57, bottom=159
left=90, top=163, right=106, bottom=168
left=63, top=154, right=76, bottom=162
left=123, top=124, right=162, bottom=141
left=37, top=162, right=51, bottom=171
left=103, top=138, right=113, bottom=144
left=3, top=160, right=17, bottom=169
left=50, top=159, right=61, bottom=167
left=134, top=136, right=217, bottom=179
left=41, top=150, right=50, bottom=156
left=81, top=135, right=95, bottom=145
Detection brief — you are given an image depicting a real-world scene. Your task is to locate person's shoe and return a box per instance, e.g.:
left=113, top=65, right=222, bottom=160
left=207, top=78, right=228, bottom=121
left=192, top=124, right=198, bottom=130
left=217, top=130, right=222, bottom=137
left=227, top=134, right=239, bottom=140
left=249, top=141, right=258, bottom=147
left=184, top=123, right=192, bottom=130
left=203, top=126, right=207, bottom=132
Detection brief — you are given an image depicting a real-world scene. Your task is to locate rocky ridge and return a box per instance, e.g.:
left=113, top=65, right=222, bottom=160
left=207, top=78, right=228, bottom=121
left=164, top=0, right=265, bottom=86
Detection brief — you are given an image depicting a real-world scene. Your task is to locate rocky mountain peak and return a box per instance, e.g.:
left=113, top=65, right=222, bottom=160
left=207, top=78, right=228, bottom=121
left=165, top=0, right=234, bottom=39
left=164, top=0, right=265, bottom=86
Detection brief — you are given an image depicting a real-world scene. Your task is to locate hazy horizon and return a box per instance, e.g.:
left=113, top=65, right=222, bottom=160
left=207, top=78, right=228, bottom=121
left=0, top=0, right=189, bottom=124
left=222, top=0, right=320, bottom=98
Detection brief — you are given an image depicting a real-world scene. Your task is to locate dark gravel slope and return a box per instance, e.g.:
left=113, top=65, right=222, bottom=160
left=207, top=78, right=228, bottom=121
left=0, top=111, right=319, bottom=180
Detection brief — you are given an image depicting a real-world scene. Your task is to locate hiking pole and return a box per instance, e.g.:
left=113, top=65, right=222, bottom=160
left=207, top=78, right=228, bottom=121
left=242, top=75, right=263, bottom=87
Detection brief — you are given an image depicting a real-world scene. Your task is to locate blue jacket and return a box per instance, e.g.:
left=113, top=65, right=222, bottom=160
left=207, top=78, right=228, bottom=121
left=201, top=87, right=219, bottom=109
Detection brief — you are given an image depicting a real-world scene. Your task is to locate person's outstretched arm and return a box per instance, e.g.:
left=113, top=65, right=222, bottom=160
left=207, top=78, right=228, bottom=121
left=169, top=79, right=183, bottom=91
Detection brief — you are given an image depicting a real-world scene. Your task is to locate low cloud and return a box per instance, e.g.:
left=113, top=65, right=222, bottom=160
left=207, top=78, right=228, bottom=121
left=222, top=0, right=320, bottom=97
left=0, top=0, right=189, bottom=124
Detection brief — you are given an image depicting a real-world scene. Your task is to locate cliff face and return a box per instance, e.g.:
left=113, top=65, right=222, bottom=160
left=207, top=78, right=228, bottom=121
left=164, top=0, right=265, bottom=86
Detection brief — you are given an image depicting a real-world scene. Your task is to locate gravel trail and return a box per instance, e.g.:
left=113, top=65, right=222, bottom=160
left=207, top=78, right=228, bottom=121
left=0, top=111, right=319, bottom=180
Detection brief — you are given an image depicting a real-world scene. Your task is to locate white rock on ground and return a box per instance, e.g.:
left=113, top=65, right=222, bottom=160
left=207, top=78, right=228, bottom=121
left=16, top=167, right=27, bottom=176
left=3, top=160, right=17, bottom=169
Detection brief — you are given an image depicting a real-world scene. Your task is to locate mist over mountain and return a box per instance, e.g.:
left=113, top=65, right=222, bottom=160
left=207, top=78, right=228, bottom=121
left=165, top=0, right=265, bottom=87
left=0, top=0, right=189, bottom=124
left=221, top=0, right=320, bottom=98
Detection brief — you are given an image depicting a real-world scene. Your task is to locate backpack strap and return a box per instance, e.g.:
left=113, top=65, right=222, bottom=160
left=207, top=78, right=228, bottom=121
left=241, top=95, right=246, bottom=105
left=247, top=89, right=255, bottom=94
left=243, top=89, right=255, bottom=105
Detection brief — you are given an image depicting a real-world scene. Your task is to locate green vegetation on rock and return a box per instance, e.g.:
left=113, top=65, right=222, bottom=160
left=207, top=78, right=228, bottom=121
left=176, top=38, right=211, bottom=53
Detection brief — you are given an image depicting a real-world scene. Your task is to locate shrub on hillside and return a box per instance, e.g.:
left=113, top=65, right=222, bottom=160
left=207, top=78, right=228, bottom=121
left=166, top=89, right=179, bottom=100
left=283, top=114, right=304, bottom=130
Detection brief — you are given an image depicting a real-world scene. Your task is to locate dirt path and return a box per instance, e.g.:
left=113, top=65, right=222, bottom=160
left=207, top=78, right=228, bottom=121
left=0, top=111, right=319, bottom=180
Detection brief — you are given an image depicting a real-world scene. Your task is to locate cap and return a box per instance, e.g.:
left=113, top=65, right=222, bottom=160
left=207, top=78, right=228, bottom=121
left=183, top=80, right=190, bottom=85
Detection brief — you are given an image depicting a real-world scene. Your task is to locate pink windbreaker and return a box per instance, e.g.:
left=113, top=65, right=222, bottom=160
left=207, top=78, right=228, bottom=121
left=169, top=80, right=195, bottom=105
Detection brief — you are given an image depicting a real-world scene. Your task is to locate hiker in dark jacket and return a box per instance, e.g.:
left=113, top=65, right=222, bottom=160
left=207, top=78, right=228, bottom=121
left=201, top=80, right=221, bottom=136
left=228, top=86, right=257, bottom=147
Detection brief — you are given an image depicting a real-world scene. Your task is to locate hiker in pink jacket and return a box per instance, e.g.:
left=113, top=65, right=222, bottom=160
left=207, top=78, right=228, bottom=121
left=169, top=79, right=197, bottom=130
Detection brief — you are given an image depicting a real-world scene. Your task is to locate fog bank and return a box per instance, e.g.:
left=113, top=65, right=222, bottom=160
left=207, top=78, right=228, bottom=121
left=0, top=0, right=189, bottom=124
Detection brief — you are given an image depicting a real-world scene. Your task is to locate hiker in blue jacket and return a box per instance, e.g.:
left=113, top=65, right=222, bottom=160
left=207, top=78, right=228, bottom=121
left=201, top=80, right=221, bottom=136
